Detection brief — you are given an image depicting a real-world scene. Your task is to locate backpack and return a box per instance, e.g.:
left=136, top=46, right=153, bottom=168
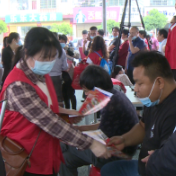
left=93, top=51, right=111, bottom=75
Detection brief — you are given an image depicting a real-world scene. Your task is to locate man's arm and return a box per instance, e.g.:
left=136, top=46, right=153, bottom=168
left=107, top=120, right=145, bottom=150
left=108, top=44, right=115, bottom=52
left=62, top=50, right=68, bottom=71
left=129, top=41, right=140, bottom=54
left=125, top=52, right=130, bottom=71
left=145, top=131, right=176, bottom=176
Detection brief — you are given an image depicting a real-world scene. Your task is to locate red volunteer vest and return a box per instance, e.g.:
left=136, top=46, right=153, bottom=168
left=0, top=66, right=64, bottom=174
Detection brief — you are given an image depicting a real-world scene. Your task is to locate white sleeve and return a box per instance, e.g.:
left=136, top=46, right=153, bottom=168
left=86, top=57, right=93, bottom=64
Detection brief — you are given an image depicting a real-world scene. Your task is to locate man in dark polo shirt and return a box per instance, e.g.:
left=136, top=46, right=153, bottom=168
left=104, top=51, right=176, bottom=176
left=126, top=26, right=146, bottom=84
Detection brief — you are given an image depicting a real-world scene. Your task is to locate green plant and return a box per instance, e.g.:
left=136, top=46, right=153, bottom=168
left=0, top=20, right=7, bottom=34
left=143, top=9, right=168, bottom=31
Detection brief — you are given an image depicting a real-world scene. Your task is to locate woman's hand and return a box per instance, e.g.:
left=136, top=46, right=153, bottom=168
left=89, top=140, right=111, bottom=159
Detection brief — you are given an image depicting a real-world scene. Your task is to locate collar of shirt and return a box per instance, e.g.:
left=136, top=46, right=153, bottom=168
left=18, top=59, right=45, bottom=84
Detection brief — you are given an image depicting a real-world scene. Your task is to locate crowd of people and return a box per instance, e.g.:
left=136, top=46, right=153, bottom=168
left=0, top=15, right=176, bottom=176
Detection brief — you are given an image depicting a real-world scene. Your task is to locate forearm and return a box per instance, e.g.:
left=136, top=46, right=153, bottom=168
left=129, top=41, right=139, bottom=54
left=122, top=121, right=145, bottom=147
left=59, top=106, right=79, bottom=115
left=125, top=53, right=129, bottom=69
left=83, top=43, right=86, bottom=53
left=77, top=123, right=100, bottom=131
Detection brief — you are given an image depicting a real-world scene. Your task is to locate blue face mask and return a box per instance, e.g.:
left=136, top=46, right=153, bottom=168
left=31, top=59, right=56, bottom=75
left=132, top=36, right=137, bottom=40
left=60, top=43, right=66, bottom=48
left=138, top=79, right=162, bottom=107
left=17, top=40, right=22, bottom=46
left=90, top=36, right=95, bottom=40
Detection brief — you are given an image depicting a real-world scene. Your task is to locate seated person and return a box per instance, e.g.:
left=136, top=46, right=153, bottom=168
left=86, top=36, right=108, bottom=65
left=59, top=65, right=139, bottom=176
left=111, top=65, right=133, bottom=86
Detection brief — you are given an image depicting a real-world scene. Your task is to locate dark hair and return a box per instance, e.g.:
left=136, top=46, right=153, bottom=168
left=89, top=36, right=109, bottom=60
left=98, top=29, right=105, bottom=36
left=131, top=26, right=139, bottom=32
left=8, top=32, right=19, bottom=44
left=122, top=29, right=129, bottom=36
left=59, top=34, right=68, bottom=43
left=24, top=27, right=62, bottom=59
left=158, top=29, right=168, bottom=39
left=112, top=27, right=120, bottom=32
left=90, top=26, right=97, bottom=31
left=80, top=65, right=113, bottom=91
left=82, top=30, right=88, bottom=34
left=139, top=30, right=147, bottom=38
left=3, top=37, right=8, bottom=48
left=111, top=65, right=123, bottom=78
left=12, top=45, right=23, bottom=68
left=53, top=32, right=58, bottom=38
left=173, top=16, right=176, bottom=20
left=132, top=51, right=174, bottom=81
left=146, top=34, right=151, bottom=40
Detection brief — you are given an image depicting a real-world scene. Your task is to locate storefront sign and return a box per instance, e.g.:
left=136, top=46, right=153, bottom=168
left=73, top=7, right=120, bottom=23
left=5, top=13, right=63, bottom=23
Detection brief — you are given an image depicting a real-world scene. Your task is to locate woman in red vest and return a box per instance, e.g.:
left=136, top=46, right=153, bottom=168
left=0, top=27, right=111, bottom=176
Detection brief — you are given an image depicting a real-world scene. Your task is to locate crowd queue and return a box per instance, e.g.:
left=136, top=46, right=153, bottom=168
left=0, top=15, right=176, bottom=176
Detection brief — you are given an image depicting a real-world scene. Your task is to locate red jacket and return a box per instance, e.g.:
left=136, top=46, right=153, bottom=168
left=0, top=66, right=64, bottom=174
left=118, top=40, right=129, bottom=67
left=165, top=23, right=176, bottom=69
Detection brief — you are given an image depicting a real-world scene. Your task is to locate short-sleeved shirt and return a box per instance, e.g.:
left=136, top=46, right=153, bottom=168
left=49, top=49, right=68, bottom=76
left=86, top=50, right=102, bottom=65
left=99, top=89, right=139, bottom=155
left=127, top=37, right=146, bottom=71
left=117, top=40, right=129, bottom=67
left=158, top=39, right=167, bottom=56
left=138, top=88, right=176, bottom=176
left=151, top=37, right=159, bottom=50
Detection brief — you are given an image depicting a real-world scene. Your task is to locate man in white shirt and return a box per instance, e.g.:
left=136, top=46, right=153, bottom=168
left=49, top=34, right=68, bottom=107
left=157, top=29, right=168, bottom=56
left=76, top=30, right=88, bottom=48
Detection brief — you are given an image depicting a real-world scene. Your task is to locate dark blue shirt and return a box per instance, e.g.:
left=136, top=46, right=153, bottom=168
left=127, top=37, right=146, bottom=70
left=99, top=89, right=139, bottom=155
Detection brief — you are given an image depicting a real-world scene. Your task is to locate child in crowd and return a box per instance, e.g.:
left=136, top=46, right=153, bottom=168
left=111, top=65, right=133, bottom=86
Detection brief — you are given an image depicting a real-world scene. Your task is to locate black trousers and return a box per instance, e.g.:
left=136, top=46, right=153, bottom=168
left=62, top=71, right=77, bottom=110
left=24, top=172, right=57, bottom=176
left=0, top=151, right=6, bottom=176
left=51, top=75, right=63, bottom=104
left=172, top=69, right=176, bottom=81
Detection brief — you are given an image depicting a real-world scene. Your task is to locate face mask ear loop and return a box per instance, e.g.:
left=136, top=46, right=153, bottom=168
left=148, top=79, right=157, bottom=98
left=157, top=89, right=163, bottom=104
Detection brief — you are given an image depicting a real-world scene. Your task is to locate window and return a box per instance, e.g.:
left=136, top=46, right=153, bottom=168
left=10, top=0, right=29, bottom=10
left=150, top=0, right=174, bottom=6
left=40, top=0, right=56, bottom=9
left=32, top=0, right=37, bottom=10
left=61, top=0, right=67, bottom=2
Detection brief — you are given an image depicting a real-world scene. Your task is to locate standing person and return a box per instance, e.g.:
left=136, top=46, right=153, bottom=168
left=1, top=32, right=20, bottom=84
left=116, top=29, right=129, bottom=68
left=126, top=26, right=146, bottom=84
left=86, top=36, right=108, bottom=65
left=150, top=30, right=159, bottom=50
left=157, top=29, right=168, bottom=56
left=83, top=26, right=97, bottom=56
left=97, top=29, right=105, bottom=37
left=101, top=51, right=176, bottom=176
left=76, top=30, right=88, bottom=48
left=49, top=34, right=68, bottom=107
left=139, top=30, right=149, bottom=50
left=146, top=34, right=152, bottom=50
left=108, top=27, right=120, bottom=51
left=165, top=15, right=176, bottom=80
left=0, top=27, right=111, bottom=176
